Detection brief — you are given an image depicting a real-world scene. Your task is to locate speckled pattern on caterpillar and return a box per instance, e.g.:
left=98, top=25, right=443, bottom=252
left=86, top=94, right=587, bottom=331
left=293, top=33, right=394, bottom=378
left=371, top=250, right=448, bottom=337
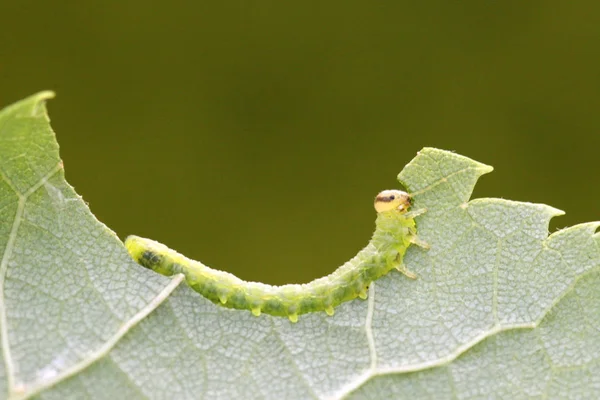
left=125, top=190, right=428, bottom=322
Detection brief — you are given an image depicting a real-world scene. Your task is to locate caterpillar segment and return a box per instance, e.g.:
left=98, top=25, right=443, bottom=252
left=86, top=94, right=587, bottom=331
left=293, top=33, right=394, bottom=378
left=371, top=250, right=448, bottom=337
left=125, top=190, right=428, bottom=322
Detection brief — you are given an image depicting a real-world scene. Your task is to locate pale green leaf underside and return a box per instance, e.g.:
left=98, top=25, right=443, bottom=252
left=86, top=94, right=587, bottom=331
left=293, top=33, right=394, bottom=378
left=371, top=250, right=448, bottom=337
left=0, top=93, right=599, bottom=400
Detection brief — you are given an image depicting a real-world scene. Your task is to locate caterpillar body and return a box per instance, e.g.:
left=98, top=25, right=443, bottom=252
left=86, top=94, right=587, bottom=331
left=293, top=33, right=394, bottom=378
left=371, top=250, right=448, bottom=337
left=125, top=190, right=428, bottom=322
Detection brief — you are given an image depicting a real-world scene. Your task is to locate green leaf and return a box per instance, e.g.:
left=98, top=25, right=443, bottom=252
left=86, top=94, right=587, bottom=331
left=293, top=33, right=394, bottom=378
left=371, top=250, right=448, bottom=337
left=1, top=93, right=599, bottom=399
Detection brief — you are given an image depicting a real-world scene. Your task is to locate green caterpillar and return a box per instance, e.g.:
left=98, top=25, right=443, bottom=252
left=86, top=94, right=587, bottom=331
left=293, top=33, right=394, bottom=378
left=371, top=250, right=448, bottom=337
left=125, top=190, right=428, bottom=322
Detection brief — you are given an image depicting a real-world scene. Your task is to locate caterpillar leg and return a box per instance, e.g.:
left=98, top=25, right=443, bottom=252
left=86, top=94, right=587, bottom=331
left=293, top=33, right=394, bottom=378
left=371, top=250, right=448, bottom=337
left=358, top=287, right=369, bottom=299
left=404, top=208, right=427, bottom=219
left=395, top=263, right=417, bottom=279
left=388, top=252, right=417, bottom=279
left=410, top=235, right=430, bottom=249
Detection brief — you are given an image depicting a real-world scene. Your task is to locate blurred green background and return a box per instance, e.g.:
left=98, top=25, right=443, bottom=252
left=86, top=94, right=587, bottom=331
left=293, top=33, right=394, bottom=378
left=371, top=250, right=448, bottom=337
left=1, top=2, right=598, bottom=284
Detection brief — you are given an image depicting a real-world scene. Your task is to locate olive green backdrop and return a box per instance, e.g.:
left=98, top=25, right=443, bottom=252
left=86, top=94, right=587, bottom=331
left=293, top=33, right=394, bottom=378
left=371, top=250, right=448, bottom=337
left=1, top=2, right=598, bottom=284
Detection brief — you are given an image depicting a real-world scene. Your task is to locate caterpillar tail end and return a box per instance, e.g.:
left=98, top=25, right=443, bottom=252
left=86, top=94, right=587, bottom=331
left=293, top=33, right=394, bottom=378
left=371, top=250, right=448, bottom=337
left=325, top=306, right=335, bottom=316
left=124, top=235, right=145, bottom=264
left=124, top=235, right=175, bottom=275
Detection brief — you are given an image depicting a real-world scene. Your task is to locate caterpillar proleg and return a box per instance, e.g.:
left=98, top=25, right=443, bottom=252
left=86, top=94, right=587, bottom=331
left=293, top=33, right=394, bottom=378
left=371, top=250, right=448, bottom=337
left=125, top=190, right=428, bottom=322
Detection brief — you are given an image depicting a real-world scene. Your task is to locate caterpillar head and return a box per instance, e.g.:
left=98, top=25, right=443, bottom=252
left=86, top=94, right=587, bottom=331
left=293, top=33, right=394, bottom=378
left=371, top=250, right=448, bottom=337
left=374, top=190, right=412, bottom=214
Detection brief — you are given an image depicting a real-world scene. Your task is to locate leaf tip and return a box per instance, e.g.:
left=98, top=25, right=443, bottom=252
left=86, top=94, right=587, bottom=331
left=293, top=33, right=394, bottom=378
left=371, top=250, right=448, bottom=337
left=32, top=90, right=56, bottom=102
left=1, top=90, right=56, bottom=120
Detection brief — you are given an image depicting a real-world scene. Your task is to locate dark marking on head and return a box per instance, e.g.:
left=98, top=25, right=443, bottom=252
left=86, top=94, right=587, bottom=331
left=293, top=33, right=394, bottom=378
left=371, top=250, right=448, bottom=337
left=376, top=194, right=395, bottom=203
